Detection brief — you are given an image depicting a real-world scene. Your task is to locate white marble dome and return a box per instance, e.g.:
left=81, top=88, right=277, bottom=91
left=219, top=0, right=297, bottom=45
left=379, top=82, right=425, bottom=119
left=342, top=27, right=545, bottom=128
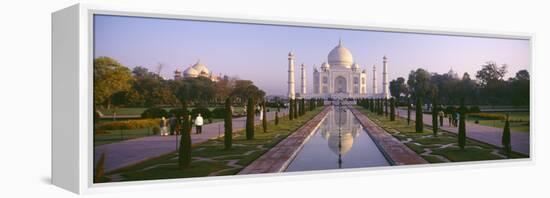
left=183, top=66, right=199, bottom=78
left=191, top=60, right=210, bottom=75
left=327, top=40, right=353, bottom=69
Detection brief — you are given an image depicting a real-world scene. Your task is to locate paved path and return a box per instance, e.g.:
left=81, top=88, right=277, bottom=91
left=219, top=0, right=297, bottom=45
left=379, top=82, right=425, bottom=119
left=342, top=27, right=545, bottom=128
left=350, top=107, right=427, bottom=165
left=94, top=110, right=286, bottom=173
left=395, top=108, right=529, bottom=155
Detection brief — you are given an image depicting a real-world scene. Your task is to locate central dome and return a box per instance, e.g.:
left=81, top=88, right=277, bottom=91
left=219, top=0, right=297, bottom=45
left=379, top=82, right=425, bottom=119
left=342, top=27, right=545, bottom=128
left=327, top=39, right=353, bottom=69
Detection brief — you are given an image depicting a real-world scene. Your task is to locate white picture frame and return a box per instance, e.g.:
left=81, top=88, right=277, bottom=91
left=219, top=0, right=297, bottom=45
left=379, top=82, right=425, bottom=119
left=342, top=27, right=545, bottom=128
left=52, top=3, right=534, bottom=194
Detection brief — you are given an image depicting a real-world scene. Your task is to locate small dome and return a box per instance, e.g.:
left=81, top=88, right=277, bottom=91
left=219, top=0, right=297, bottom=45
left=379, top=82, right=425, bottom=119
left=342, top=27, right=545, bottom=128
left=183, top=66, right=199, bottom=78
left=321, top=62, right=330, bottom=68
left=192, top=60, right=210, bottom=75
left=288, top=52, right=294, bottom=56
left=352, top=62, right=359, bottom=69
left=327, top=40, right=353, bottom=69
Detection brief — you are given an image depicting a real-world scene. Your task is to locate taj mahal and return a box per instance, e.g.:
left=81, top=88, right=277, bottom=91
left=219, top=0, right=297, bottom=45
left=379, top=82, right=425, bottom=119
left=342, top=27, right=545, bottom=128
left=288, top=39, right=390, bottom=99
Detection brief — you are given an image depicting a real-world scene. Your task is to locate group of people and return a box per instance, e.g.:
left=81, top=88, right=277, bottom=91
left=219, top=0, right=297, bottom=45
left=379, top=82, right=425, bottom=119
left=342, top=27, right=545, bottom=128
left=435, top=109, right=460, bottom=128
left=159, top=113, right=204, bottom=136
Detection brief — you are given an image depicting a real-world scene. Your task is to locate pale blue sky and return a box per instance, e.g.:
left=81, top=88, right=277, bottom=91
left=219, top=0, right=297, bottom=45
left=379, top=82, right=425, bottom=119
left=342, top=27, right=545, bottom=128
left=94, top=15, right=530, bottom=95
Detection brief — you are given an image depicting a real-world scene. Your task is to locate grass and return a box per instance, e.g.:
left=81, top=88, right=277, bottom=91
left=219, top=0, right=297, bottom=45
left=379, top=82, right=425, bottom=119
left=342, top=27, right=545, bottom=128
left=355, top=106, right=528, bottom=163
left=101, top=107, right=325, bottom=182
left=94, top=128, right=155, bottom=146
left=466, top=112, right=530, bottom=132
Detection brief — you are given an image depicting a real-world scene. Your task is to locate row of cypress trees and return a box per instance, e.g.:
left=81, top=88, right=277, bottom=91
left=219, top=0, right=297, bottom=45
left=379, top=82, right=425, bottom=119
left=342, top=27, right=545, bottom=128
left=357, top=97, right=396, bottom=120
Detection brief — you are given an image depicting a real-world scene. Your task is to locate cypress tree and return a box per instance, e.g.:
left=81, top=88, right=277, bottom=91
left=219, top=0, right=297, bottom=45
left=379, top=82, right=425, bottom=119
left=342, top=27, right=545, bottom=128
left=390, top=97, right=395, bottom=121
left=384, top=98, right=388, bottom=117
left=224, top=97, right=233, bottom=150
left=288, top=99, right=293, bottom=120
left=502, top=114, right=511, bottom=157
left=301, top=98, right=306, bottom=115
left=370, top=98, right=374, bottom=112
left=179, top=101, right=192, bottom=169
left=407, top=97, right=411, bottom=125
left=415, top=98, right=423, bottom=133
left=432, top=95, right=438, bottom=137
left=246, top=97, right=255, bottom=140
left=458, top=98, right=466, bottom=150
left=293, top=99, right=298, bottom=119
left=379, top=99, right=383, bottom=115
left=262, top=100, right=267, bottom=133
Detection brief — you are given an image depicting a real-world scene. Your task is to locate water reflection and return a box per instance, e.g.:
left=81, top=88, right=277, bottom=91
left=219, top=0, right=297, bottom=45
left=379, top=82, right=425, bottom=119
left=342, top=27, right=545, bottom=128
left=285, top=105, right=390, bottom=172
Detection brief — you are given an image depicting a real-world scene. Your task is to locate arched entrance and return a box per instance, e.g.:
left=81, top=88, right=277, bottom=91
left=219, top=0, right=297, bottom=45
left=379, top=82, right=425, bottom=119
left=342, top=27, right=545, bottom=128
left=335, top=76, right=347, bottom=94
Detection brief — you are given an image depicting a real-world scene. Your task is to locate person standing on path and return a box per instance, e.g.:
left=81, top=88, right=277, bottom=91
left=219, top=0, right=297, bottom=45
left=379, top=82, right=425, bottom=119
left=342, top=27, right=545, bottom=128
left=160, top=117, right=168, bottom=136
left=195, top=113, right=204, bottom=134
left=169, top=114, right=177, bottom=136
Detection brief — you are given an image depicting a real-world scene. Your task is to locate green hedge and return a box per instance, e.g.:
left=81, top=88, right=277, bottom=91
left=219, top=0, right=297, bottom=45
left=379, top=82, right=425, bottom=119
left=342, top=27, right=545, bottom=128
left=97, top=119, right=159, bottom=130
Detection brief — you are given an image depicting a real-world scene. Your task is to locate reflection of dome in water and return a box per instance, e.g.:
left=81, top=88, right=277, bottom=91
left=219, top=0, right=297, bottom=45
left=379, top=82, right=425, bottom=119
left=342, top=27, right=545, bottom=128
left=328, top=132, right=354, bottom=156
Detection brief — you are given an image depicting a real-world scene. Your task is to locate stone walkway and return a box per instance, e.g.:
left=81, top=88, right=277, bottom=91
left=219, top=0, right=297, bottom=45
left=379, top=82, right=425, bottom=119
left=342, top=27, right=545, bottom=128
left=395, top=108, right=530, bottom=155
left=94, top=110, right=285, bottom=173
left=350, top=107, right=428, bottom=165
left=238, top=107, right=331, bottom=174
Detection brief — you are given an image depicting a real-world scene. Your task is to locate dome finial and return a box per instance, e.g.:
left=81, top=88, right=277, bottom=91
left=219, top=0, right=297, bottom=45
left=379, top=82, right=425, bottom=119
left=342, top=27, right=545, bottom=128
left=338, top=37, right=342, bottom=46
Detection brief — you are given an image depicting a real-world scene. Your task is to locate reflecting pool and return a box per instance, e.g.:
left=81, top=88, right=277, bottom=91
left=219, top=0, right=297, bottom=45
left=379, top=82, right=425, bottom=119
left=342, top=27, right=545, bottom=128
left=285, top=105, right=391, bottom=172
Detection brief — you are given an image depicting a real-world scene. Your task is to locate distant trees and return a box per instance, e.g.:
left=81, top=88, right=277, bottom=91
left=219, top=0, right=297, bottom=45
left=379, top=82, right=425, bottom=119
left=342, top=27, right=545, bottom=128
left=389, top=77, right=408, bottom=102
left=93, top=57, right=133, bottom=109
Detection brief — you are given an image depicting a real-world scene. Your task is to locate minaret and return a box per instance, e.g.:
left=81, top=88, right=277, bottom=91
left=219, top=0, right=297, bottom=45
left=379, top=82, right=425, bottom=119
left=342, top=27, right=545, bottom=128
left=288, top=52, right=295, bottom=99
left=382, top=55, right=389, bottom=98
left=301, top=63, right=306, bottom=96
left=372, top=65, right=378, bottom=96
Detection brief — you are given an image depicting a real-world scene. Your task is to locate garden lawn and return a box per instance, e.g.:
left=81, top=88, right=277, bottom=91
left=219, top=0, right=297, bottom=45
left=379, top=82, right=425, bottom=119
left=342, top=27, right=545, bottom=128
left=103, top=107, right=324, bottom=182
left=466, top=112, right=530, bottom=132
left=355, top=106, right=527, bottom=164
left=94, top=128, right=155, bottom=146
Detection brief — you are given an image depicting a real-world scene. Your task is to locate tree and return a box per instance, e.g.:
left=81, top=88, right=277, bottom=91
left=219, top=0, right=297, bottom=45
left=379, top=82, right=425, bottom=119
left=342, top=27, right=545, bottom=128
left=502, top=115, right=512, bottom=157
left=292, top=99, right=298, bottom=119
left=407, top=97, right=411, bottom=125
left=384, top=97, right=388, bottom=117
left=246, top=97, right=255, bottom=140
left=178, top=102, right=192, bottom=169
left=224, top=97, right=233, bottom=150
left=476, top=62, right=507, bottom=86
left=415, top=98, right=423, bottom=133
left=93, top=57, right=133, bottom=109
left=288, top=99, right=294, bottom=120
left=390, top=77, right=407, bottom=101
left=432, top=93, right=438, bottom=136
left=458, top=99, right=467, bottom=150
left=390, top=97, right=396, bottom=121
left=262, top=100, right=267, bottom=133
left=231, top=80, right=265, bottom=104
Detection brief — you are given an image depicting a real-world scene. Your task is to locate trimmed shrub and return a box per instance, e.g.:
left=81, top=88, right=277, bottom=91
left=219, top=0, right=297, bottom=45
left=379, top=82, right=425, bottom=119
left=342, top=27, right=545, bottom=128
left=224, top=98, right=232, bottom=150
left=97, top=119, right=158, bottom=130
left=141, top=107, right=168, bottom=118
left=469, top=106, right=481, bottom=113
left=468, top=113, right=506, bottom=120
